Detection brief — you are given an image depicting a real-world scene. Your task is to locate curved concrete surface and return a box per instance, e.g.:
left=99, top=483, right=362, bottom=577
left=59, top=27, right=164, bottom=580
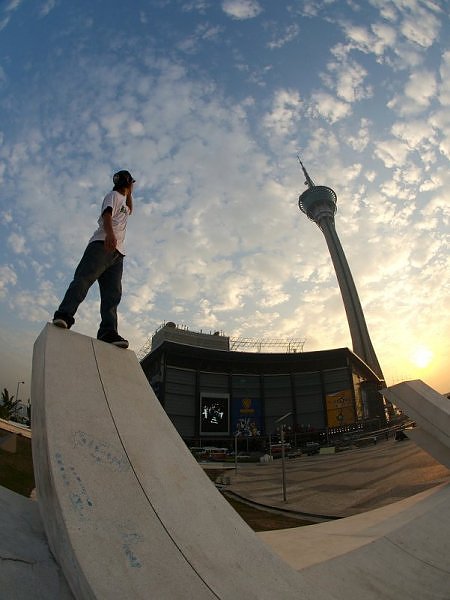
left=382, top=380, right=450, bottom=469
left=30, top=325, right=450, bottom=599
left=260, top=380, right=450, bottom=599
left=260, top=482, right=450, bottom=599
left=31, top=324, right=327, bottom=600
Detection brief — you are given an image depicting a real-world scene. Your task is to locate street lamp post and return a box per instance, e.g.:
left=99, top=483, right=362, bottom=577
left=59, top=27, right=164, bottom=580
left=15, top=381, right=24, bottom=422
left=275, top=411, right=292, bottom=502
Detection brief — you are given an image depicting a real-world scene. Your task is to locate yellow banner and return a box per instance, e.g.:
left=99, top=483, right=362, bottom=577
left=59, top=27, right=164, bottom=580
left=326, top=389, right=355, bottom=427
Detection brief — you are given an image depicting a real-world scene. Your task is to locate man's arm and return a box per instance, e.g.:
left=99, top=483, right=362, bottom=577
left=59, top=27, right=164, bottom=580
left=126, top=190, right=133, bottom=215
left=102, top=208, right=117, bottom=252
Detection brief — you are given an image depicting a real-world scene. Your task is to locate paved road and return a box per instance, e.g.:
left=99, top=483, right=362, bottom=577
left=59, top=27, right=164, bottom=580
left=226, top=438, right=450, bottom=518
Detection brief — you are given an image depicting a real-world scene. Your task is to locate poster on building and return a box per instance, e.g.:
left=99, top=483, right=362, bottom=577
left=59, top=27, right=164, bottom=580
left=200, top=393, right=230, bottom=435
left=326, top=389, right=355, bottom=427
left=231, top=397, right=262, bottom=437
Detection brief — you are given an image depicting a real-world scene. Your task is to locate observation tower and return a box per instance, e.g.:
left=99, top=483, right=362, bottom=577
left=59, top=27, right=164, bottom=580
left=298, top=161, right=384, bottom=382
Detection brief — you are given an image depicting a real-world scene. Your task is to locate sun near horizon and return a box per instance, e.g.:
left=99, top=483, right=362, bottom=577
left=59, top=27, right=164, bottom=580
left=384, top=342, right=449, bottom=395
left=410, top=345, right=434, bottom=370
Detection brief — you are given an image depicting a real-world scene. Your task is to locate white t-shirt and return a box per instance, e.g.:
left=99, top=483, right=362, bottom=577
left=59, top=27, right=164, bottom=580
left=89, top=190, right=131, bottom=255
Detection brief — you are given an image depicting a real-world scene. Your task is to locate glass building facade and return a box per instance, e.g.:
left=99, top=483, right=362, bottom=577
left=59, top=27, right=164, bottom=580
left=141, top=339, right=384, bottom=442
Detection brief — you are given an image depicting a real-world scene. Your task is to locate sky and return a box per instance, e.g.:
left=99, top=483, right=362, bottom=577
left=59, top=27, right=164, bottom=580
left=0, top=0, right=449, bottom=405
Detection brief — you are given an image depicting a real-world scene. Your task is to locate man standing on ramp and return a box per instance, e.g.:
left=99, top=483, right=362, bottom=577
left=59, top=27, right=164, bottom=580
left=52, top=170, right=135, bottom=348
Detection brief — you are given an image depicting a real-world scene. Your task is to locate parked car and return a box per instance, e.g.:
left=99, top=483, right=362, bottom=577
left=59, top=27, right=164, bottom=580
left=304, top=442, right=320, bottom=455
left=269, top=442, right=291, bottom=455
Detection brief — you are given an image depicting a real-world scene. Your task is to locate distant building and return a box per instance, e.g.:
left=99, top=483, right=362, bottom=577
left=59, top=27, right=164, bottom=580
left=151, top=321, right=230, bottom=352
left=140, top=323, right=386, bottom=444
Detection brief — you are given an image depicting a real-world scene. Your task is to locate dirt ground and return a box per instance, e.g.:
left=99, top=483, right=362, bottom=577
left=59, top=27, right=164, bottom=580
left=204, top=468, right=315, bottom=531
left=0, top=435, right=35, bottom=497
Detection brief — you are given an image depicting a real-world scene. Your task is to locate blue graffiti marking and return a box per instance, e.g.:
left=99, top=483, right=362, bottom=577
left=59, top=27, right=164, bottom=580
left=117, top=528, right=143, bottom=568
left=73, top=431, right=130, bottom=472
left=54, top=453, right=94, bottom=518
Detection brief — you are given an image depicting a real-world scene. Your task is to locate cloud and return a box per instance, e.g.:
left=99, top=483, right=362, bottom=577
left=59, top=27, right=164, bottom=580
left=0, top=265, right=17, bottom=297
left=404, top=70, right=437, bottom=107
left=369, top=0, right=442, bottom=46
left=387, top=69, right=437, bottom=117
left=309, top=91, right=351, bottom=123
left=398, top=3, right=442, bottom=48
left=1, top=210, right=13, bottom=224
left=258, top=285, right=289, bottom=308
left=373, top=137, right=411, bottom=168
left=267, top=23, right=300, bottom=50
left=340, top=23, right=373, bottom=52
left=6, top=0, right=22, bottom=9
left=177, top=23, right=224, bottom=54
left=324, top=58, right=372, bottom=103
left=39, top=0, right=57, bottom=17
left=221, top=0, right=262, bottom=20
left=11, top=280, right=58, bottom=322
left=423, top=191, right=450, bottom=224
left=337, top=2, right=441, bottom=70
left=181, top=1, right=210, bottom=13
left=7, top=232, right=27, bottom=254
left=438, top=50, right=450, bottom=106
left=262, top=89, right=302, bottom=136
left=0, top=0, right=23, bottom=30
left=370, top=22, right=397, bottom=56
left=391, top=119, right=436, bottom=149
left=346, top=118, right=372, bottom=152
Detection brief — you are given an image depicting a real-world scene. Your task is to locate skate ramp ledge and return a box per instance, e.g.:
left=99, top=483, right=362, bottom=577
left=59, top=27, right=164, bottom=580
left=31, top=325, right=320, bottom=600
left=382, top=380, right=450, bottom=470
left=31, top=325, right=450, bottom=599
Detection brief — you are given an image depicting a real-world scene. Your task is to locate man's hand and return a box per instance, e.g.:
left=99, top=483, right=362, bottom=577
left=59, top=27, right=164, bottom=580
left=126, top=184, right=133, bottom=215
left=104, top=231, right=117, bottom=252
left=102, top=210, right=116, bottom=252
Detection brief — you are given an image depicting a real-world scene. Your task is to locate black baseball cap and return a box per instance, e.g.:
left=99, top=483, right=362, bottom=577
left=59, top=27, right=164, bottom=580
left=113, top=170, right=136, bottom=186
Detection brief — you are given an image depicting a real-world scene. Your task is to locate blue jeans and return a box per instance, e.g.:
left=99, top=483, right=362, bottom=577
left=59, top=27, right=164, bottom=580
left=54, top=241, right=124, bottom=338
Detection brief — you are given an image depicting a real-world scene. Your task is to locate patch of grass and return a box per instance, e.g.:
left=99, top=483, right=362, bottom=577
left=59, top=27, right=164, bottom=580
left=0, top=435, right=35, bottom=497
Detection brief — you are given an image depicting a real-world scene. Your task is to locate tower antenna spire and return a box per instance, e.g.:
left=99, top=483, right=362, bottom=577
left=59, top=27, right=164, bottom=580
left=297, top=154, right=315, bottom=189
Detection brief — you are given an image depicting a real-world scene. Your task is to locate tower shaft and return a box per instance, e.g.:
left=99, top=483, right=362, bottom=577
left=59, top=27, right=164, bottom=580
left=298, top=163, right=384, bottom=382
left=319, top=217, right=384, bottom=380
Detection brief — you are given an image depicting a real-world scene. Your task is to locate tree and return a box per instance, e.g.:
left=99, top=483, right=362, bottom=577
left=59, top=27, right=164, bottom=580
left=0, top=388, right=20, bottom=421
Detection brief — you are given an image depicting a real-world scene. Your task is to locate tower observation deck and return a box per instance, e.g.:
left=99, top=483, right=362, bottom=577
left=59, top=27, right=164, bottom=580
left=298, top=160, right=384, bottom=382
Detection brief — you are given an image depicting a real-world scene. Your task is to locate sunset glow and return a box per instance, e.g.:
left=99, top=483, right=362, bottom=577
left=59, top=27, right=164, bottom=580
left=410, top=346, right=434, bottom=370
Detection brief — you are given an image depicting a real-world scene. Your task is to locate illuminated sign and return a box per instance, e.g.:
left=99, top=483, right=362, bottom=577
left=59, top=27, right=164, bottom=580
left=232, top=397, right=262, bottom=436
left=326, top=389, right=355, bottom=427
left=200, top=393, right=230, bottom=435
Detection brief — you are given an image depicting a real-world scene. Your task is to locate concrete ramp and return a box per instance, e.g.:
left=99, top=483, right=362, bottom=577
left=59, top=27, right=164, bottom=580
left=382, top=380, right=450, bottom=469
left=259, top=380, right=450, bottom=599
left=261, top=482, right=450, bottom=599
left=31, top=325, right=326, bottom=600
left=30, top=329, right=450, bottom=599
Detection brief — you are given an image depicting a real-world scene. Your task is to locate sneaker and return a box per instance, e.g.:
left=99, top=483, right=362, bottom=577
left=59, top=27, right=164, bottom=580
left=98, top=331, right=129, bottom=349
left=53, top=318, right=68, bottom=329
